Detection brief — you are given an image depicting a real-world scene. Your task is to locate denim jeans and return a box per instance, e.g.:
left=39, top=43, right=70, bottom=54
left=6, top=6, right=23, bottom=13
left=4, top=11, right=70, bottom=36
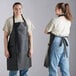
left=9, top=69, right=28, bottom=76
left=49, top=36, right=70, bottom=76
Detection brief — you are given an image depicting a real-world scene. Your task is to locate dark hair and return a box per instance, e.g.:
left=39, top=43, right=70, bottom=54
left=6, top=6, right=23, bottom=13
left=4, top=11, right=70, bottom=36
left=56, top=2, right=72, bottom=21
left=13, top=2, right=22, bottom=8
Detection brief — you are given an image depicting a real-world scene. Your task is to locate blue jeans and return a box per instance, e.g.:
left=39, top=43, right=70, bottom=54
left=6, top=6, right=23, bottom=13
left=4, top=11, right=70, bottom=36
left=9, top=69, right=28, bottom=76
left=49, top=36, right=70, bottom=76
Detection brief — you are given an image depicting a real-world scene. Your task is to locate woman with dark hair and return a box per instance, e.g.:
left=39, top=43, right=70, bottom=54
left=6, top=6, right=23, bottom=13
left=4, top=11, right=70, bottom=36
left=3, top=2, right=33, bottom=76
left=44, top=2, right=72, bottom=76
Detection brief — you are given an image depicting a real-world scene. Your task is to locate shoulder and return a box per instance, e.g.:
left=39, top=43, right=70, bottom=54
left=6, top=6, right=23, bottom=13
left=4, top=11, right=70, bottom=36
left=52, top=17, right=60, bottom=22
left=56, top=16, right=71, bottom=23
left=5, top=16, right=13, bottom=24
left=25, top=17, right=33, bottom=27
left=25, top=17, right=31, bottom=24
left=51, top=17, right=68, bottom=24
left=6, top=16, right=13, bottom=21
left=49, top=18, right=58, bottom=24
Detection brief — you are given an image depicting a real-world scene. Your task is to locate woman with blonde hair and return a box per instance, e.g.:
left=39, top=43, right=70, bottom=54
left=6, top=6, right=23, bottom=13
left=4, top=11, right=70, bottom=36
left=44, top=2, right=72, bottom=76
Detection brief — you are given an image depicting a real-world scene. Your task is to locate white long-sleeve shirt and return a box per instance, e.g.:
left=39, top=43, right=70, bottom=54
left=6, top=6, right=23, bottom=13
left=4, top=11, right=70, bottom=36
left=44, top=16, right=71, bottom=36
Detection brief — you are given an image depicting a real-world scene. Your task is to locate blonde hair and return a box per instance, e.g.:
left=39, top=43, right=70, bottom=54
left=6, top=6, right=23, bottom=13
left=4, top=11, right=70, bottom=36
left=56, top=3, right=72, bottom=21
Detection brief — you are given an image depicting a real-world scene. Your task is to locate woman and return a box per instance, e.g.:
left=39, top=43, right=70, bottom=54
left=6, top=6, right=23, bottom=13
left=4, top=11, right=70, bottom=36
left=3, top=2, right=33, bottom=76
left=44, top=2, right=72, bottom=76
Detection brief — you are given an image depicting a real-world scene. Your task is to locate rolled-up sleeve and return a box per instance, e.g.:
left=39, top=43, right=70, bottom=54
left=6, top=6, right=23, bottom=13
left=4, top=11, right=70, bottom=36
left=44, top=19, right=54, bottom=33
left=3, top=19, right=10, bottom=34
left=26, top=18, right=35, bottom=33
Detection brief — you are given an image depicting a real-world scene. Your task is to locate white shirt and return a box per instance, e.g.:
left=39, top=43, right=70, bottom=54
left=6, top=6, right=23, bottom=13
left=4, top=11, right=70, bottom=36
left=44, top=16, right=71, bottom=36
left=3, top=16, right=34, bottom=35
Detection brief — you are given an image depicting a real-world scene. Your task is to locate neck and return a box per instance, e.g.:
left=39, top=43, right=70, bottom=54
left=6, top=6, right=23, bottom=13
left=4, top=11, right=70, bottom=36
left=58, top=14, right=65, bottom=17
left=14, top=15, right=22, bottom=18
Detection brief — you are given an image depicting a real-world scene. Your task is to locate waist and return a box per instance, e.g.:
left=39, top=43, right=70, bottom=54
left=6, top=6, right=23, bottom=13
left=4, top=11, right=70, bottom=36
left=50, top=32, right=68, bottom=38
left=51, top=31, right=69, bottom=37
left=50, top=33, right=69, bottom=45
left=49, top=33, right=69, bottom=45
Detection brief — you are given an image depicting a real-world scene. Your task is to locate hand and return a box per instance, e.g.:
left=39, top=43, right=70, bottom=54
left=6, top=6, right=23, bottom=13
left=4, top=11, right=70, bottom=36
left=28, top=50, right=33, bottom=58
left=5, top=50, right=10, bottom=58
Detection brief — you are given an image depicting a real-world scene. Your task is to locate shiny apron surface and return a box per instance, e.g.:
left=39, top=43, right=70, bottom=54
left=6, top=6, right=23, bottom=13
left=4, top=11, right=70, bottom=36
left=7, top=16, right=31, bottom=71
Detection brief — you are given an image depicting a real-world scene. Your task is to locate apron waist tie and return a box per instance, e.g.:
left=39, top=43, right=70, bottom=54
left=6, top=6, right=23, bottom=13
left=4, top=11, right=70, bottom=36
left=59, top=37, right=68, bottom=57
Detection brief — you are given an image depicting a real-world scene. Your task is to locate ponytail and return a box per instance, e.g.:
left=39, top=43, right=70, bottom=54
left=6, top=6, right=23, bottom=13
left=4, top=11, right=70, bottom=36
left=65, top=3, right=72, bottom=21
left=56, top=3, right=72, bottom=21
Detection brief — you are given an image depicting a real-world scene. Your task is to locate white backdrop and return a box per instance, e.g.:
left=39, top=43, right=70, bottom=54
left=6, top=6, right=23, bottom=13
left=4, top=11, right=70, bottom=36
left=0, top=0, right=76, bottom=76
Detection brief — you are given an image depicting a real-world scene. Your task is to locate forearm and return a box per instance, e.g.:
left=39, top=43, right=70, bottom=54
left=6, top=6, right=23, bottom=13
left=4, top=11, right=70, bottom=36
left=28, top=32, right=33, bottom=51
left=4, top=32, right=8, bottom=52
left=29, top=34, right=33, bottom=50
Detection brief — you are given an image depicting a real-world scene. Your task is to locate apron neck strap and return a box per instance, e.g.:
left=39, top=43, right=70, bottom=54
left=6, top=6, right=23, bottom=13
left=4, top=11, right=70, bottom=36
left=21, top=14, right=26, bottom=22
left=58, top=14, right=65, bottom=17
left=13, top=15, right=15, bottom=24
left=13, top=14, right=26, bottom=24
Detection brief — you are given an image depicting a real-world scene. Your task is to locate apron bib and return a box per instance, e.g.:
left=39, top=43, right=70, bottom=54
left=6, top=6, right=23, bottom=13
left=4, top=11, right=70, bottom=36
left=7, top=15, right=31, bottom=71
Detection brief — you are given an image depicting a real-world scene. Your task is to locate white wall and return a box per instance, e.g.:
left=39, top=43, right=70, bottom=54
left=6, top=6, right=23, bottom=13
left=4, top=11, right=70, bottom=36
left=0, top=0, right=76, bottom=76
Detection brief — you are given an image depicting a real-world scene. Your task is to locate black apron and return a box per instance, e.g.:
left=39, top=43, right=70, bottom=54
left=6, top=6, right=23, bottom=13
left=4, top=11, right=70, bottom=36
left=7, top=15, right=31, bottom=71
left=44, top=33, right=68, bottom=68
left=44, top=33, right=55, bottom=68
